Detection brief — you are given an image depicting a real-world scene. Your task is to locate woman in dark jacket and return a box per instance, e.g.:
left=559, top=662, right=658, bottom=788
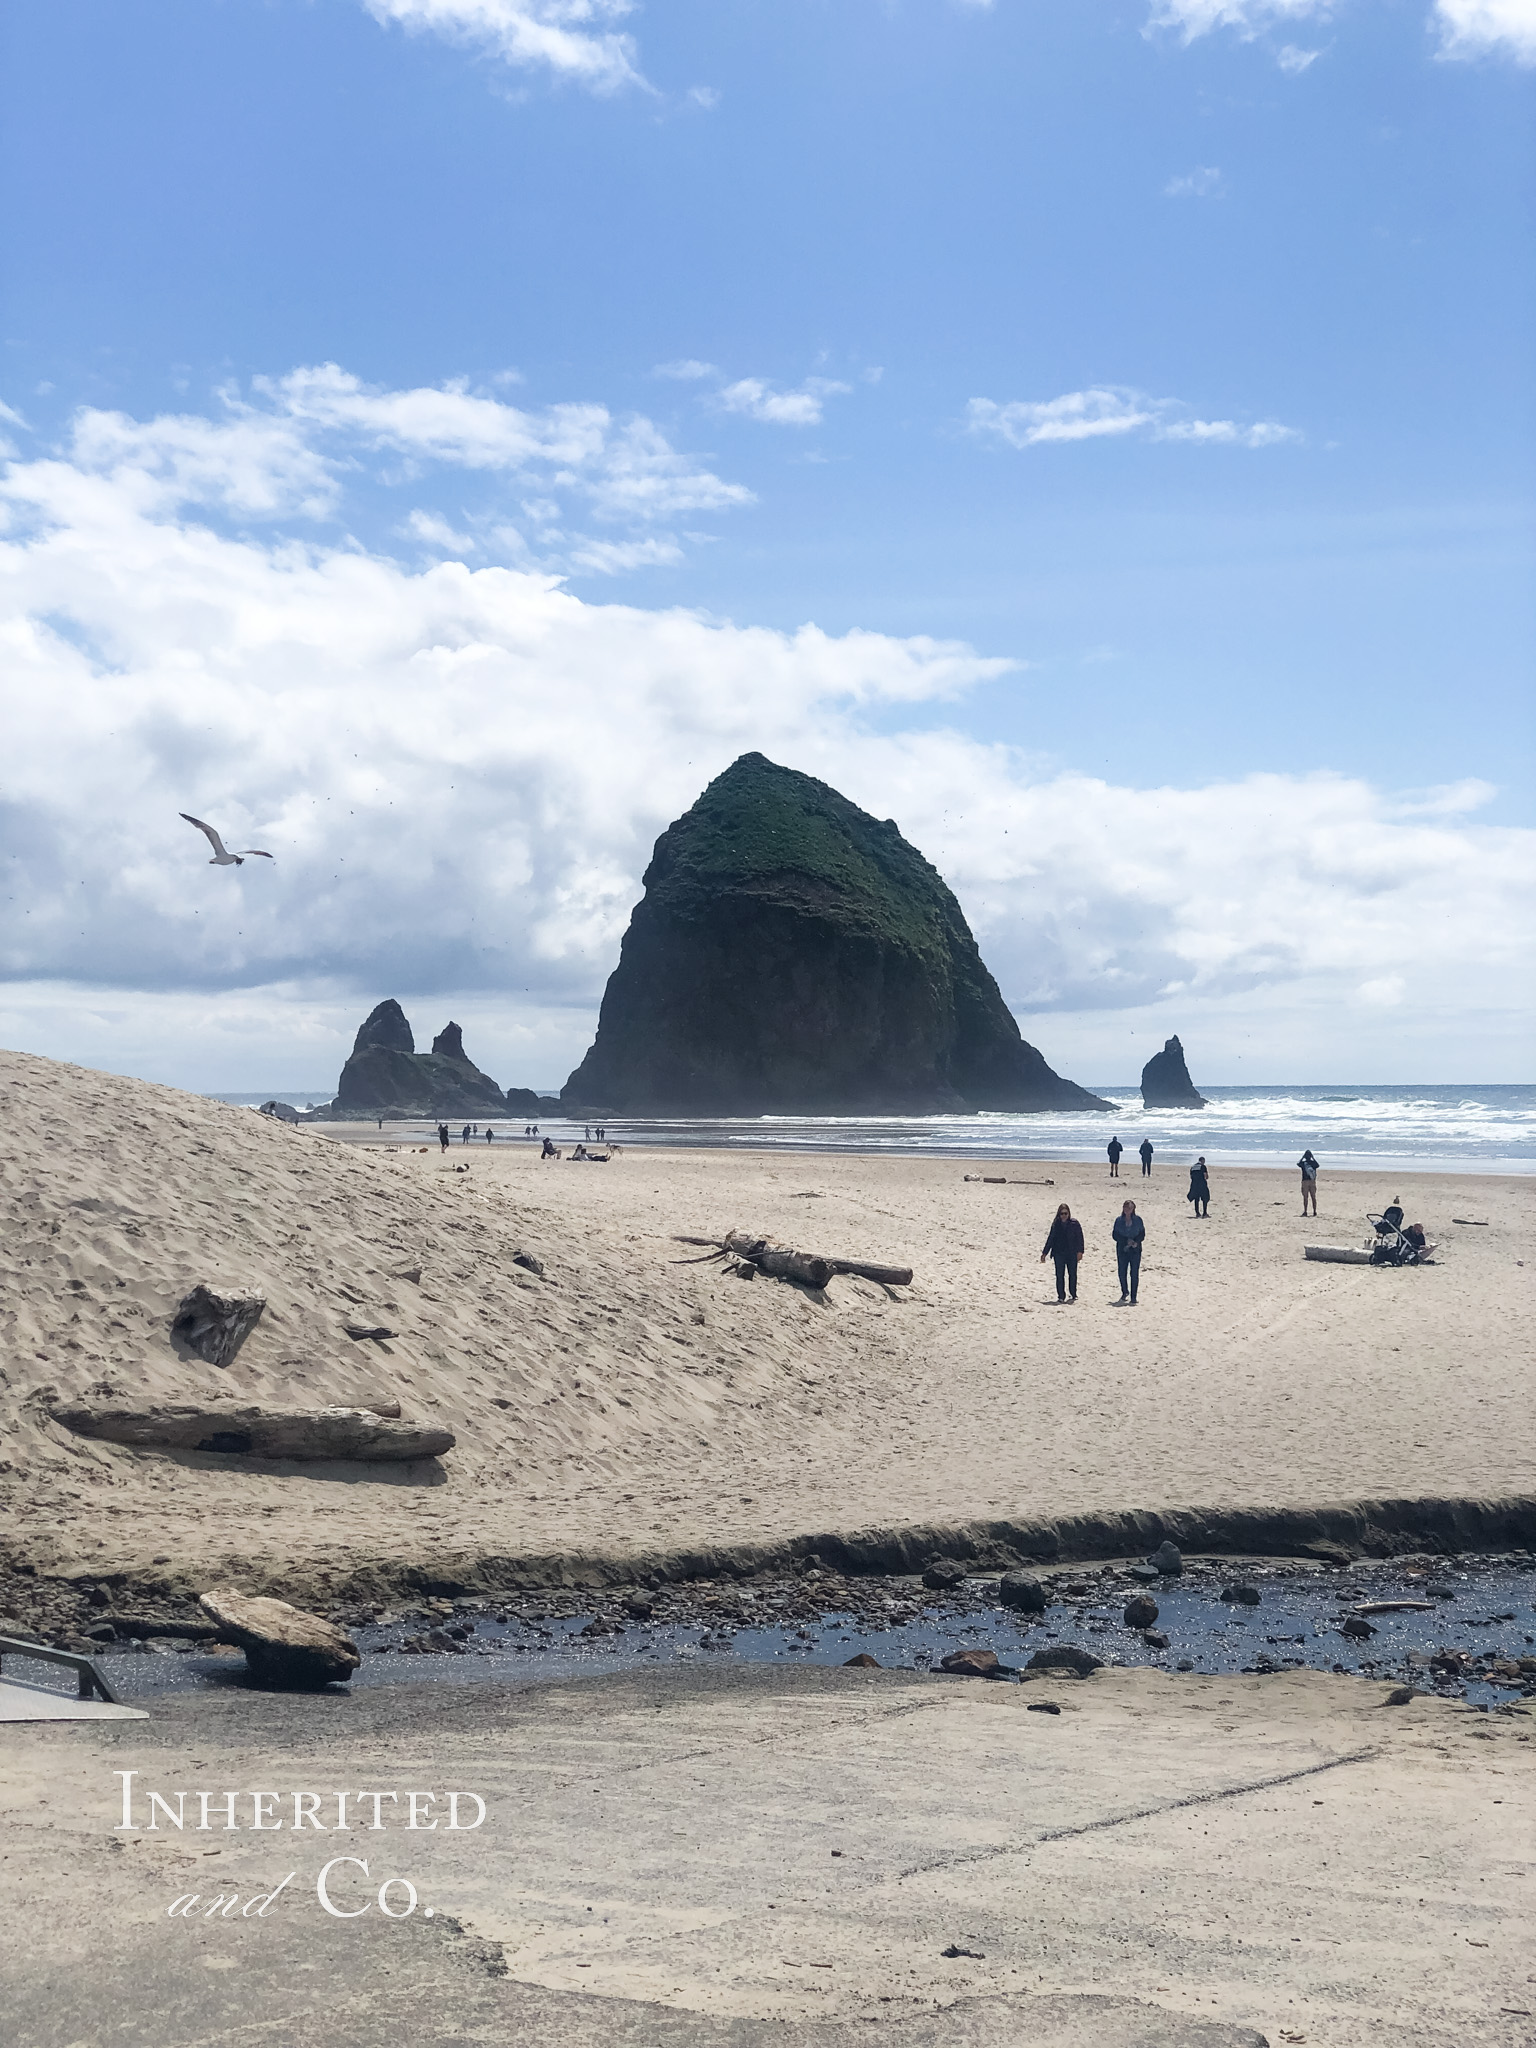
left=1187, top=1156, right=1211, bottom=1217
left=1039, top=1203, right=1085, bottom=1302
left=1112, top=1199, right=1146, bottom=1304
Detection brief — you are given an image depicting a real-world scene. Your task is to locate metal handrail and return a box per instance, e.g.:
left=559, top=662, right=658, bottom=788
left=0, top=1633, right=121, bottom=1704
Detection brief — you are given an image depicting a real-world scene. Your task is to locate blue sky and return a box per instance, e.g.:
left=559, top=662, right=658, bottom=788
left=1, top=0, right=1533, bottom=1088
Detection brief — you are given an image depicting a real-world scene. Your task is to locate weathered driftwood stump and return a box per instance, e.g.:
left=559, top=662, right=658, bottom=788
left=199, top=1588, right=360, bottom=1689
left=50, top=1401, right=454, bottom=1461
left=171, top=1285, right=265, bottom=1367
left=676, top=1232, right=913, bottom=1289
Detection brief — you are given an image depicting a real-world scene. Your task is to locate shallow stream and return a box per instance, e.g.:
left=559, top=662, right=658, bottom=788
left=32, top=1554, right=1536, bottom=1714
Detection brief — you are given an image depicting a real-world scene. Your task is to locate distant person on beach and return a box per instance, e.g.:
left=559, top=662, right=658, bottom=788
left=541, top=1137, right=559, bottom=1158
left=1139, top=1138, right=1153, bottom=1176
left=1108, top=1136, right=1123, bottom=1178
left=1298, top=1149, right=1319, bottom=1216
left=1039, top=1203, right=1085, bottom=1303
left=462, top=1124, right=472, bottom=1145
left=1187, top=1157, right=1210, bottom=1217
left=437, top=1123, right=450, bottom=1153
left=1112, top=1199, right=1145, bottom=1304
left=485, top=1127, right=495, bottom=1143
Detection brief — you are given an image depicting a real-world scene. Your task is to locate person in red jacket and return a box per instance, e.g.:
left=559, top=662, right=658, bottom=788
left=1040, top=1203, right=1086, bottom=1302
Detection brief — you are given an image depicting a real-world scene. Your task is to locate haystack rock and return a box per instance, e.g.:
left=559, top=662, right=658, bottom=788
left=1140, top=1034, right=1207, bottom=1109
left=562, top=754, right=1111, bottom=1115
left=331, top=1002, right=510, bottom=1119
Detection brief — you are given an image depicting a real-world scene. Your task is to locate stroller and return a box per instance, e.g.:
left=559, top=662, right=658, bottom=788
left=1366, top=1213, right=1435, bottom=1266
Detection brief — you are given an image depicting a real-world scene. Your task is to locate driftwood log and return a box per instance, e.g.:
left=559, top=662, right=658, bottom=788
left=199, top=1589, right=360, bottom=1689
left=170, top=1285, right=265, bottom=1367
left=674, top=1232, right=913, bottom=1289
left=50, top=1401, right=453, bottom=1462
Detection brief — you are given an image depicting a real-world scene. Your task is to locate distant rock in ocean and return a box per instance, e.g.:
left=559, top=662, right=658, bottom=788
left=1141, top=1034, right=1207, bottom=1109
left=562, top=753, right=1111, bottom=1116
left=326, top=1001, right=538, bottom=1119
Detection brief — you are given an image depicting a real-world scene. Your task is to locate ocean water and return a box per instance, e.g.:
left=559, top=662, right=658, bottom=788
left=212, top=1084, right=1535, bottom=1176
left=555, top=1085, right=1536, bottom=1177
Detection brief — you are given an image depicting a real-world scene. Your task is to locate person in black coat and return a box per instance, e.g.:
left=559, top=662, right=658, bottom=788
left=1187, top=1156, right=1211, bottom=1217
left=1139, top=1138, right=1154, bottom=1176
left=1039, top=1203, right=1085, bottom=1302
left=1112, top=1199, right=1146, bottom=1303
left=1107, top=1136, right=1123, bottom=1178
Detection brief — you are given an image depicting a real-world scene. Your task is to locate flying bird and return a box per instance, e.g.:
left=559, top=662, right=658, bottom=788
left=180, top=814, right=275, bottom=866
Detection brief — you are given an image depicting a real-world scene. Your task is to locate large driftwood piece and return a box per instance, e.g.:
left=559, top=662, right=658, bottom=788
left=676, top=1232, right=913, bottom=1289
left=51, top=1401, right=453, bottom=1462
left=170, top=1285, right=265, bottom=1367
left=200, top=1588, right=360, bottom=1689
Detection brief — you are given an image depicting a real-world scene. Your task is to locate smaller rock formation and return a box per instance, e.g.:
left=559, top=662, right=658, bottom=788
left=330, top=1002, right=516, bottom=1118
left=51, top=1401, right=455, bottom=1462
left=170, top=1286, right=265, bottom=1369
left=199, top=1588, right=360, bottom=1689
left=1140, top=1034, right=1207, bottom=1109
left=1123, top=1594, right=1159, bottom=1629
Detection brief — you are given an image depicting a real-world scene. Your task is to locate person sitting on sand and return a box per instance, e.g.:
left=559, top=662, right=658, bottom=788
left=1298, top=1149, right=1319, bottom=1217
left=1108, top=1136, right=1123, bottom=1178
left=541, top=1137, right=559, bottom=1159
left=1112, top=1199, right=1145, bottom=1304
left=1039, top=1203, right=1085, bottom=1303
left=1187, top=1157, right=1210, bottom=1218
left=572, top=1142, right=589, bottom=1159
left=1403, top=1221, right=1427, bottom=1251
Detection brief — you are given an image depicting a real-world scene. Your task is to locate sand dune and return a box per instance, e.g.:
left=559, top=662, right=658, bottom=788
left=1, top=1048, right=1531, bottom=1599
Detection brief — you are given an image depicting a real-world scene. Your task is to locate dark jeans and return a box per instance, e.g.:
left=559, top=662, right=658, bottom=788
left=1141, top=1158, right=1152, bottom=1175
left=1116, top=1245, right=1141, bottom=1300
left=1052, top=1254, right=1078, bottom=1301
left=1192, top=1192, right=1209, bottom=1216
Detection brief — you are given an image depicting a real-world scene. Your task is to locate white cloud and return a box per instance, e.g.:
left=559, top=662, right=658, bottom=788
left=1164, top=166, right=1225, bottom=197
left=361, top=0, right=644, bottom=93
left=1434, top=0, right=1536, bottom=61
left=1150, top=0, right=1536, bottom=65
left=716, top=376, right=852, bottom=428
left=17, top=367, right=754, bottom=581
left=687, top=85, right=720, bottom=109
left=1147, top=0, right=1332, bottom=37
left=654, top=360, right=719, bottom=382
left=1, top=381, right=1531, bottom=1090
left=967, top=388, right=1298, bottom=450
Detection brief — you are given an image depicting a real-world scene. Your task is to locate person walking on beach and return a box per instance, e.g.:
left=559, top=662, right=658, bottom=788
left=1113, top=1199, right=1145, bottom=1304
left=461, top=1124, right=472, bottom=1145
left=1298, top=1149, right=1319, bottom=1216
left=1108, top=1136, right=1123, bottom=1178
left=1187, top=1156, right=1210, bottom=1217
left=1139, top=1138, right=1154, bottom=1177
left=437, top=1122, right=450, bottom=1153
left=1039, top=1203, right=1085, bottom=1303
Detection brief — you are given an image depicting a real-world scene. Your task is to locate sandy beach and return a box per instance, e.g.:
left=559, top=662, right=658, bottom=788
left=2, top=1047, right=1531, bottom=1605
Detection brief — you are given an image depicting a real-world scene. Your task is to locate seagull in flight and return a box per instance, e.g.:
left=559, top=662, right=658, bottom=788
left=180, top=813, right=275, bottom=867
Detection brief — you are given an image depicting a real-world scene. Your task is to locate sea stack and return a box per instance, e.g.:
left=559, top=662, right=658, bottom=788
left=1140, top=1035, right=1207, bottom=1109
left=332, top=1002, right=510, bottom=1118
left=562, top=754, right=1110, bottom=1116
